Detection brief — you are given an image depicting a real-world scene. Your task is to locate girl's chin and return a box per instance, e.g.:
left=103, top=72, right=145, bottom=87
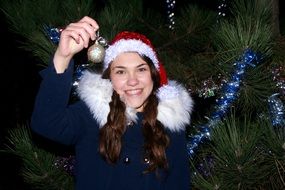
left=125, top=101, right=146, bottom=112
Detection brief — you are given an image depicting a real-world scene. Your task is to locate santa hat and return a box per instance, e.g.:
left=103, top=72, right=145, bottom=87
left=103, top=31, right=168, bottom=86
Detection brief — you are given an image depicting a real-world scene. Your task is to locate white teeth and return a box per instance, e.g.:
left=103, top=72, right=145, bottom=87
left=126, top=89, right=141, bottom=95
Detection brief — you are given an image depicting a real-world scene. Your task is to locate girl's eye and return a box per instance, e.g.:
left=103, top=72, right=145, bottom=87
left=138, top=67, right=147, bottom=72
left=115, top=70, right=125, bottom=74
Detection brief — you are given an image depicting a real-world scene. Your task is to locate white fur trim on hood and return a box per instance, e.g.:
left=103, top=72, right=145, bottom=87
left=77, top=71, right=193, bottom=132
left=77, top=71, right=113, bottom=127
left=157, top=81, right=194, bottom=132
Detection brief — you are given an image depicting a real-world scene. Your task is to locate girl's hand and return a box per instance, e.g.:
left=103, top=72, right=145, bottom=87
left=53, top=16, right=99, bottom=73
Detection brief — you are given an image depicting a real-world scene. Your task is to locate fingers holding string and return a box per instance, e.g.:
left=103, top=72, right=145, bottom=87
left=78, top=16, right=99, bottom=41
left=64, top=16, right=99, bottom=48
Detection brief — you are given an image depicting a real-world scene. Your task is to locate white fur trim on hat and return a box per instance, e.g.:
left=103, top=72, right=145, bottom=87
left=103, top=39, right=159, bottom=70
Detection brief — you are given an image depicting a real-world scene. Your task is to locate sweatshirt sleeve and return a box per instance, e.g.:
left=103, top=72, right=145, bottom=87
left=31, top=59, right=85, bottom=145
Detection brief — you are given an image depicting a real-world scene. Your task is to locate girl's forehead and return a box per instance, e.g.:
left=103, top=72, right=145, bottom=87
left=111, top=52, right=146, bottom=67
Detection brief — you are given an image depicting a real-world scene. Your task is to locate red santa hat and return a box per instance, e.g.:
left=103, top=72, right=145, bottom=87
left=103, top=31, right=168, bottom=86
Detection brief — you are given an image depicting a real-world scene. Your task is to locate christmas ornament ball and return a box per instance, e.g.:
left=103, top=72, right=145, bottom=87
left=87, top=43, right=105, bottom=63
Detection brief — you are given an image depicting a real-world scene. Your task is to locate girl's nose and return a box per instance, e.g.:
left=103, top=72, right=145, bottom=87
left=127, top=72, right=139, bottom=86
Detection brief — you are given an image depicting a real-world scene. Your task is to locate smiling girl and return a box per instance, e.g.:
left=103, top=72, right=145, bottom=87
left=31, top=16, right=194, bottom=190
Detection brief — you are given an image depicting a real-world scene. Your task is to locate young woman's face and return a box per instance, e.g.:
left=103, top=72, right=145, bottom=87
left=110, top=52, right=154, bottom=112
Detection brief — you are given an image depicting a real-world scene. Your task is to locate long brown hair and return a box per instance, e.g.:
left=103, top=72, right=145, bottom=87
left=100, top=54, right=170, bottom=173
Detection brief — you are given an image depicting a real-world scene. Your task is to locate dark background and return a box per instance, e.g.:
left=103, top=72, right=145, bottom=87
left=0, top=0, right=284, bottom=189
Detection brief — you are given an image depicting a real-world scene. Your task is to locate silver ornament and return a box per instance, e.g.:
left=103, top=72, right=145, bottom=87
left=87, top=41, right=105, bottom=63
left=87, top=31, right=108, bottom=63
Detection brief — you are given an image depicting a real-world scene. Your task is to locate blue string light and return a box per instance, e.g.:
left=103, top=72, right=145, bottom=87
left=187, top=48, right=261, bottom=158
left=43, top=25, right=61, bottom=44
left=268, top=93, right=285, bottom=127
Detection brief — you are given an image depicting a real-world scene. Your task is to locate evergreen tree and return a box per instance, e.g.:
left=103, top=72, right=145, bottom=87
left=1, top=0, right=284, bottom=189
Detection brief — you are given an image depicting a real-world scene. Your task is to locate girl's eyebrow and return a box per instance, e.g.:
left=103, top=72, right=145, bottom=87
left=111, top=66, right=126, bottom=70
left=111, top=63, right=148, bottom=70
left=137, top=63, right=148, bottom=68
